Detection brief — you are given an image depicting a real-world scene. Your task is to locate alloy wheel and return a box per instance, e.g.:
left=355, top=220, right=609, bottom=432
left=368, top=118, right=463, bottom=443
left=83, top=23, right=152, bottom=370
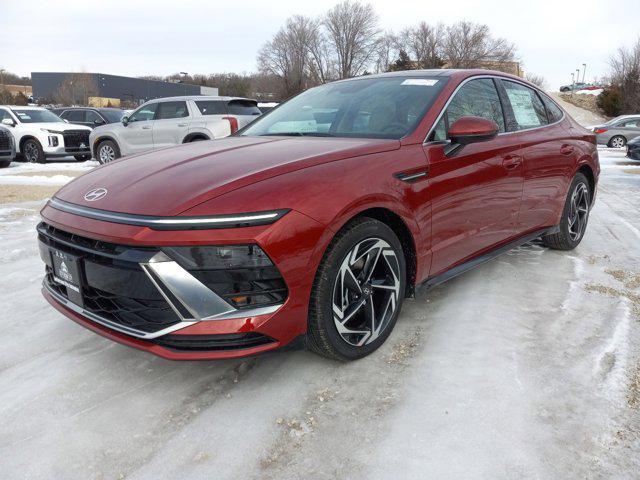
left=611, top=137, right=625, bottom=148
left=99, top=145, right=116, bottom=163
left=568, top=182, right=589, bottom=242
left=332, top=237, right=401, bottom=347
left=24, top=142, right=38, bottom=162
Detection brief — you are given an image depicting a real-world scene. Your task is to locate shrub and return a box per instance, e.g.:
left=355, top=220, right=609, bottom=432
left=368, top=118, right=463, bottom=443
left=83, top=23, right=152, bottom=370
left=597, top=88, right=622, bottom=117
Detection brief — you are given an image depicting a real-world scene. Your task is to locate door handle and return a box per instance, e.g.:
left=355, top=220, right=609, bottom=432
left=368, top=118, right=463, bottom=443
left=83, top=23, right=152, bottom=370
left=502, top=154, right=522, bottom=170
left=177, top=123, right=188, bottom=127
left=141, top=125, right=151, bottom=130
left=560, top=144, right=574, bottom=155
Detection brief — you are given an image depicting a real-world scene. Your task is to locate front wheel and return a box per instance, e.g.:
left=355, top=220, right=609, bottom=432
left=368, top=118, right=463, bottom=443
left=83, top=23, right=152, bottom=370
left=542, top=173, right=591, bottom=250
left=96, top=140, right=120, bottom=164
left=23, top=139, right=45, bottom=163
left=0, top=160, right=10, bottom=168
left=307, top=218, right=406, bottom=361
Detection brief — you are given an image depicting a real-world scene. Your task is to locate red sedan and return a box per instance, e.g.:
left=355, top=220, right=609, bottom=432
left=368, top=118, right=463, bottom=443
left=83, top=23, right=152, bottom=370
left=38, top=69, right=599, bottom=361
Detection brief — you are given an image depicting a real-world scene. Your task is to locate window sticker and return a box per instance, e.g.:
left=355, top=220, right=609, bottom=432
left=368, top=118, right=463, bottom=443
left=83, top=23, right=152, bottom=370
left=505, top=89, right=542, bottom=127
left=401, top=79, right=438, bottom=86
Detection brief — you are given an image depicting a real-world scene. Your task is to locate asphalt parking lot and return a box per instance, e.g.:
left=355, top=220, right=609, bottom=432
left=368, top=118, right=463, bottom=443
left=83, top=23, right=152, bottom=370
left=0, top=145, right=639, bottom=478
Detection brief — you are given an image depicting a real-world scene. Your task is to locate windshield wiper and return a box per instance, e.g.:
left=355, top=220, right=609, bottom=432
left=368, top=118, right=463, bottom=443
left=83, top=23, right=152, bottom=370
left=258, top=132, right=335, bottom=137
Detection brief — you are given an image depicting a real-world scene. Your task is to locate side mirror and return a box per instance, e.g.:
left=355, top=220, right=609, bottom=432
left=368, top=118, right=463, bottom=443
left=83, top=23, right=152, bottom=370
left=63, top=119, right=69, bottom=123
left=94, top=119, right=105, bottom=125
left=1, top=118, right=15, bottom=127
left=444, top=116, right=499, bottom=157
left=121, top=116, right=129, bottom=126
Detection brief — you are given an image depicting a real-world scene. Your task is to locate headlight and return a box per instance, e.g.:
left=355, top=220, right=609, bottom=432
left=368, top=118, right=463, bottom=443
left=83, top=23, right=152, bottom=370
left=164, top=245, right=288, bottom=309
left=41, top=128, right=63, bottom=134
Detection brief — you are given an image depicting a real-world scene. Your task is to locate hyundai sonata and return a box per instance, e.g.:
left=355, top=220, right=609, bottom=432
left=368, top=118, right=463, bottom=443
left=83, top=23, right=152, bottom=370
left=38, top=69, right=599, bottom=361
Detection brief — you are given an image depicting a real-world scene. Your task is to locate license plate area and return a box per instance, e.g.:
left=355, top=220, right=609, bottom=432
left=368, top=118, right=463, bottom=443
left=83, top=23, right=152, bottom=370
left=50, top=248, right=84, bottom=307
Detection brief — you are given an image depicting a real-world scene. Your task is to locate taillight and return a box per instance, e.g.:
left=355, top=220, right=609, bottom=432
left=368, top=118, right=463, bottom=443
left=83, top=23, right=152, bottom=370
left=222, top=116, right=238, bottom=134
left=594, top=128, right=607, bottom=134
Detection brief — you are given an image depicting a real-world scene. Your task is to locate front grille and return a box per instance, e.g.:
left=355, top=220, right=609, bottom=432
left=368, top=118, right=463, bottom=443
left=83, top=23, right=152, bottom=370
left=0, top=130, right=12, bottom=153
left=152, top=332, right=275, bottom=351
left=63, top=130, right=90, bottom=152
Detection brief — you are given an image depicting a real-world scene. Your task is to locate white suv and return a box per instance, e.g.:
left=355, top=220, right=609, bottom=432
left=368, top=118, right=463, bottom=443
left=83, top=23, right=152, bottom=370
left=0, top=106, right=92, bottom=163
left=89, top=96, right=261, bottom=163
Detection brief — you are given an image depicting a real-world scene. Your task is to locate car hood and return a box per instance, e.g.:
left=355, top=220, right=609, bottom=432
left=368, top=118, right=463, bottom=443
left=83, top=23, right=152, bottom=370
left=30, top=122, right=91, bottom=132
left=54, top=136, right=400, bottom=216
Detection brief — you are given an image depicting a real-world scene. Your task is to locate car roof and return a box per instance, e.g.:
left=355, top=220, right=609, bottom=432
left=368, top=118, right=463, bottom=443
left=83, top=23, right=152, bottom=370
left=1, top=105, right=45, bottom=110
left=54, top=106, right=124, bottom=111
left=144, top=95, right=256, bottom=103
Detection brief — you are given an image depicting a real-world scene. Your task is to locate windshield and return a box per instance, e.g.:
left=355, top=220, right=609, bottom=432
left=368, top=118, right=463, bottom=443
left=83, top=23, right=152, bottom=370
left=240, top=76, right=446, bottom=139
left=12, top=109, right=64, bottom=124
left=101, top=110, right=125, bottom=123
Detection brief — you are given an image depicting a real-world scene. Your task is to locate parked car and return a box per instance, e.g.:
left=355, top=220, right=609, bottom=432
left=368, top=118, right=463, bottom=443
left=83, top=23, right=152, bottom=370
left=559, top=82, right=602, bottom=92
left=50, top=107, right=125, bottom=129
left=38, top=69, right=599, bottom=361
left=89, top=96, right=261, bottom=163
left=627, top=135, right=640, bottom=160
left=592, top=115, right=640, bottom=148
left=0, top=124, right=16, bottom=168
left=0, top=106, right=92, bottom=162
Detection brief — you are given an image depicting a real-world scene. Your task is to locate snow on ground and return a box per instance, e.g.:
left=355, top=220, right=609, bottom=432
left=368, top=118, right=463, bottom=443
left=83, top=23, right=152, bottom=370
left=0, top=143, right=639, bottom=478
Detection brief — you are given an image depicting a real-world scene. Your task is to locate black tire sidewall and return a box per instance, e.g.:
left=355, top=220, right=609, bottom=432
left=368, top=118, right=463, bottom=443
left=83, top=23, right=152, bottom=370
left=0, top=160, right=10, bottom=168
left=24, top=139, right=45, bottom=163
left=315, top=220, right=406, bottom=360
left=97, top=140, right=120, bottom=164
left=559, top=173, right=590, bottom=248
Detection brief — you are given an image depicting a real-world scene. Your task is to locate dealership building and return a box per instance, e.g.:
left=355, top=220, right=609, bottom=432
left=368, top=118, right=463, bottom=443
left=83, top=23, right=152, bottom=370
left=31, top=72, right=218, bottom=107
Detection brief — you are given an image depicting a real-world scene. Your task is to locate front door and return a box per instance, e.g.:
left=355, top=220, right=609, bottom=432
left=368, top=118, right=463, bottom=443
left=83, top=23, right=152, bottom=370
left=122, top=103, right=157, bottom=154
left=423, top=77, right=524, bottom=276
left=151, top=101, right=191, bottom=149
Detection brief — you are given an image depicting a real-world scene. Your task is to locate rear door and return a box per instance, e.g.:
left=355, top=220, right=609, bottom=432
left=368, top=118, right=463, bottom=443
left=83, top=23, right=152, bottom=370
left=423, top=77, right=524, bottom=276
left=620, top=118, right=640, bottom=143
left=61, top=109, right=87, bottom=127
left=121, top=103, right=157, bottom=154
left=151, top=100, right=191, bottom=149
left=498, top=80, right=571, bottom=231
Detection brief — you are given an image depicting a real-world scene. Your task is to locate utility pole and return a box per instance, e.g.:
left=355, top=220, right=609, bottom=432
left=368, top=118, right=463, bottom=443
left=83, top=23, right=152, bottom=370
left=0, top=68, right=4, bottom=87
left=582, top=63, right=587, bottom=83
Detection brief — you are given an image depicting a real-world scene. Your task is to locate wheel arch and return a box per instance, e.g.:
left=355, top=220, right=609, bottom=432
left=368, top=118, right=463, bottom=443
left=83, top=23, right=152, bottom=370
left=576, top=162, right=596, bottom=206
left=182, top=132, right=211, bottom=143
left=19, top=135, right=40, bottom=153
left=92, top=135, right=118, bottom=157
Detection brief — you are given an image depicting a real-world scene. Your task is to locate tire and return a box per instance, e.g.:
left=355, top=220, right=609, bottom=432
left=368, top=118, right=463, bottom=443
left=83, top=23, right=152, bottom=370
left=74, top=154, right=91, bottom=161
left=307, top=217, right=406, bottom=361
left=608, top=135, right=626, bottom=148
left=22, top=139, right=45, bottom=163
left=542, top=173, right=591, bottom=250
left=188, top=136, right=208, bottom=143
left=0, top=160, right=10, bottom=168
left=96, top=139, right=120, bottom=164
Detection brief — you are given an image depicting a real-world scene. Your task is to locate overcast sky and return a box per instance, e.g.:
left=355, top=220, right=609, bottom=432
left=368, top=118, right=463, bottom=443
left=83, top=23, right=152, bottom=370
left=3, top=0, right=639, bottom=89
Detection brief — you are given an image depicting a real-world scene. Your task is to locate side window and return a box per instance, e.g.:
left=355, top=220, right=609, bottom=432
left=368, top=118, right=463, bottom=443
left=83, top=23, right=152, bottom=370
left=85, top=110, right=103, bottom=124
left=622, top=119, right=639, bottom=128
left=226, top=100, right=261, bottom=116
left=502, top=81, right=548, bottom=130
left=129, top=103, right=158, bottom=122
left=195, top=101, right=227, bottom=115
left=0, top=109, right=11, bottom=122
left=431, top=78, right=505, bottom=141
left=541, top=94, right=564, bottom=123
left=156, top=101, right=189, bottom=120
left=64, top=110, right=86, bottom=122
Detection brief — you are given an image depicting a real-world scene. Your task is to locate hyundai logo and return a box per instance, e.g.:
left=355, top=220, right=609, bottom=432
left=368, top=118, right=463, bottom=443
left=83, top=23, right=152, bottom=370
left=84, top=187, right=108, bottom=201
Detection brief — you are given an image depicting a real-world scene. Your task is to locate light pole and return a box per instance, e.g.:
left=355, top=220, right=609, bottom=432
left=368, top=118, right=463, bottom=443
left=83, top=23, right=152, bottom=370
left=582, top=63, right=587, bottom=83
left=180, top=71, right=188, bottom=95
left=0, top=68, right=4, bottom=87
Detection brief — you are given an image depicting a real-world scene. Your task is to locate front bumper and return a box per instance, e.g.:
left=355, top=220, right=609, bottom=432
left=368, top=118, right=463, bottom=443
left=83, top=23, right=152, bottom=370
left=627, top=145, right=640, bottom=160
left=41, top=130, right=91, bottom=157
left=39, top=202, right=326, bottom=359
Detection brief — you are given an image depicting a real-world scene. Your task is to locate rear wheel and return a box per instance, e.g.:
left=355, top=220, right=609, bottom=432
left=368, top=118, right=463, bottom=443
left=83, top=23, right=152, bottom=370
left=23, top=139, right=45, bottom=163
left=308, top=218, right=406, bottom=361
left=0, top=160, right=10, bottom=168
left=96, top=139, right=120, bottom=164
left=609, top=135, right=626, bottom=148
left=542, top=173, right=591, bottom=250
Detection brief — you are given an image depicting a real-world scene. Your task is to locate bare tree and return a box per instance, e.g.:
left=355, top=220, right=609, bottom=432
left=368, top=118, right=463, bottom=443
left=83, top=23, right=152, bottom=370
left=401, top=22, right=444, bottom=69
left=608, top=37, right=640, bottom=114
left=54, top=73, right=99, bottom=106
left=442, top=21, right=516, bottom=68
left=373, top=32, right=399, bottom=73
left=307, top=20, right=335, bottom=84
left=323, top=1, right=381, bottom=79
left=257, top=15, right=316, bottom=98
left=525, top=72, right=548, bottom=89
